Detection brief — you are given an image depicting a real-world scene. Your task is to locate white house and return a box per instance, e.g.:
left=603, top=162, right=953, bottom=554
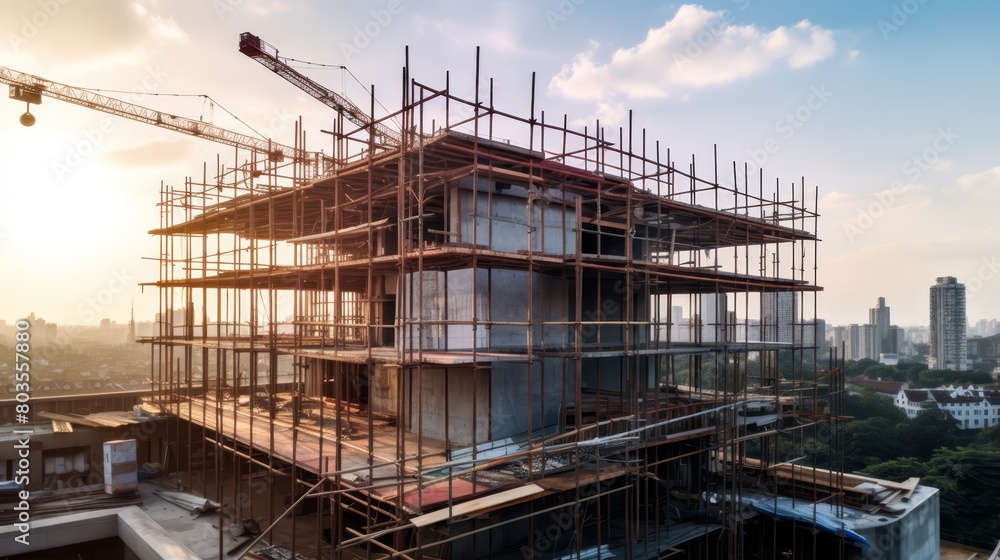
left=894, top=384, right=1000, bottom=430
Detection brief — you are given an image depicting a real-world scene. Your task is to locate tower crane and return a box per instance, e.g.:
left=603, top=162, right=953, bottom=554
left=238, top=32, right=401, bottom=147
left=0, top=65, right=329, bottom=176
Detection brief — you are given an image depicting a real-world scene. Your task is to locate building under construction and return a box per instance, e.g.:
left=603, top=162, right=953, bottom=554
left=137, top=35, right=938, bottom=560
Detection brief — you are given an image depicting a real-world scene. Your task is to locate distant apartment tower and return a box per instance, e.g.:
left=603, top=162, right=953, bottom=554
left=831, top=325, right=847, bottom=356
left=844, top=325, right=857, bottom=360
left=869, top=297, right=893, bottom=354
left=929, top=276, right=968, bottom=371
left=861, top=324, right=880, bottom=360
left=844, top=323, right=879, bottom=361
left=806, top=318, right=827, bottom=353
left=762, top=292, right=798, bottom=343
left=891, top=325, right=907, bottom=357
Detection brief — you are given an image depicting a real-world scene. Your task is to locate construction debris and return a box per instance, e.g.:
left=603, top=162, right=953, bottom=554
left=153, top=490, right=221, bottom=515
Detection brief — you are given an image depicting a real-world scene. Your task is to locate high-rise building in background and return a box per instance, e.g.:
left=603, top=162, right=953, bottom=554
left=846, top=323, right=879, bottom=361
left=762, top=291, right=798, bottom=344
left=869, top=296, right=893, bottom=355
left=891, top=325, right=907, bottom=357
left=929, top=276, right=968, bottom=371
left=805, top=318, right=828, bottom=355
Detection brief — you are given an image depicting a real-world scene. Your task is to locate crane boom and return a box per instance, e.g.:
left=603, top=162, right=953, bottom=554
left=238, top=32, right=401, bottom=147
left=0, top=65, right=324, bottom=169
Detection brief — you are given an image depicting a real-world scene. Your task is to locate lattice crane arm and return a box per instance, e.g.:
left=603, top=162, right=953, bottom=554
left=238, top=32, right=401, bottom=147
left=0, top=65, right=323, bottom=167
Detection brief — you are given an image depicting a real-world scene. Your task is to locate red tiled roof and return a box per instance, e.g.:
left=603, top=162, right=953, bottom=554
left=853, top=377, right=905, bottom=395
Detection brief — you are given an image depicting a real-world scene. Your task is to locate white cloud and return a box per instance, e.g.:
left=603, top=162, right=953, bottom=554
left=955, top=165, right=1000, bottom=200
left=580, top=100, right=626, bottom=127
left=1, top=0, right=186, bottom=65
left=132, top=3, right=188, bottom=45
left=548, top=4, right=837, bottom=102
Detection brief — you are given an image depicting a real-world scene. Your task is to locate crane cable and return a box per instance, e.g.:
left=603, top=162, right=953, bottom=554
left=74, top=87, right=268, bottom=141
left=281, top=55, right=400, bottom=130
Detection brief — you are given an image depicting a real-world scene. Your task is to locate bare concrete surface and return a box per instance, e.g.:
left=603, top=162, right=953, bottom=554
left=137, top=480, right=245, bottom=559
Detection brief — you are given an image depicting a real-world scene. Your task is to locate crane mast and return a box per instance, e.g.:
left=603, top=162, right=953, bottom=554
left=0, top=65, right=328, bottom=176
left=238, top=32, right=401, bottom=147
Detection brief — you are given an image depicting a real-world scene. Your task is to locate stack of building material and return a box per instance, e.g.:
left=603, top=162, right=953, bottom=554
left=0, top=485, right=141, bottom=523
left=104, top=439, right=138, bottom=495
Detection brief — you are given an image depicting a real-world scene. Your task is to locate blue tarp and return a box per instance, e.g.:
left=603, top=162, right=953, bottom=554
left=745, top=496, right=871, bottom=547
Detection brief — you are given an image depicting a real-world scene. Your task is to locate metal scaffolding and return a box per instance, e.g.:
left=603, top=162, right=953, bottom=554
left=144, top=53, right=864, bottom=560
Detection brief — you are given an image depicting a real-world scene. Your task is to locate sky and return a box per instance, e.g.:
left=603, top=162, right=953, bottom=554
left=0, top=0, right=997, bottom=328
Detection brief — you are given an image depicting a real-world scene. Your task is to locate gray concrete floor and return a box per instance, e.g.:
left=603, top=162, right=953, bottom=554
left=137, top=469, right=342, bottom=560
left=137, top=479, right=244, bottom=559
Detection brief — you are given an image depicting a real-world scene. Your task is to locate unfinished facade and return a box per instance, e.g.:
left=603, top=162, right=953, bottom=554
left=142, top=54, right=924, bottom=559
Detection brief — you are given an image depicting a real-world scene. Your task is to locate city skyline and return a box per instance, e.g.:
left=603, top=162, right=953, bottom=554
left=2, top=2, right=1000, bottom=326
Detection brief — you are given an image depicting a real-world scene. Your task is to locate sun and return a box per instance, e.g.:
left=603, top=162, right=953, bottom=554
left=0, top=125, right=156, bottom=264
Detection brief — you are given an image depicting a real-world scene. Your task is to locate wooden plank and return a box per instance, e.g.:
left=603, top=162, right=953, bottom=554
left=286, top=218, right=391, bottom=244
left=37, top=411, right=105, bottom=428
left=898, top=477, right=920, bottom=502
left=51, top=420, right=73, bottom=433
left=535, top=465, right=627, bottom=493
left=91, top=411, right=141, bottom=425
left=81, top=413, right=131, bottom=427
left=880, top=489, right=902, bottom=506
left=410, top=483, right=544, bottom=528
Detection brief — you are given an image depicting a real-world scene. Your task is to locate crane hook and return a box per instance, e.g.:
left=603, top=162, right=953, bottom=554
left=19, top=102, right=35, bottom=127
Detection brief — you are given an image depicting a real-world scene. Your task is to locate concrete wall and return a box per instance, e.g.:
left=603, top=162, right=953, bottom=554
left=370, top=364, right=398, bottom=416
left=454, top=176, right=578, bottom=255
left=490, top=359, right=569, bottom=440
left=305, top=357, right=324, bottom=397
left=402, top=268, right=569, bottom=352
left=407, top=367, right=490, bottom=446
left=581, top=357, right=625, bottom=393
left=855, top=485, right=939, bottom=560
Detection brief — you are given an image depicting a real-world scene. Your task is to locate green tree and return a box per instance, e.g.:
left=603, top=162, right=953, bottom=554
left=924, top=447, right=1000, bottom=546
left=861, top=457, right=928, bottom=482
left=862, top=363, right=899, bottom=382
left=916, top=369, right=993, bottom=388
left=843, top=417, right=904, bottom=471
left=844, top=389, right=907, bottom=422
left=844, top=358, right=878, bottom=378
left=975, top=424, right=1000, bottom=447
left=896, top=409, right=962, bottom=460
